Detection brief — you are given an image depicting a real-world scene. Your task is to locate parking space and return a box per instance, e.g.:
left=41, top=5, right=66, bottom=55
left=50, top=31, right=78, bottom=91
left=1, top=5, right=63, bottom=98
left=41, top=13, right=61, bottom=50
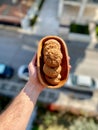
left=0, top=29, right=42, bottom=97
left=0, top=30, right=40, bottom=69
left=0, top=28, right=98, bottom=116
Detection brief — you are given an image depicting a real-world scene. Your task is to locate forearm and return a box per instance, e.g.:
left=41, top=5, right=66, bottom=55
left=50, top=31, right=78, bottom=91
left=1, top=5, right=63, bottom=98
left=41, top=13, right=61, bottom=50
left=0, top=81, right=41, bottom=130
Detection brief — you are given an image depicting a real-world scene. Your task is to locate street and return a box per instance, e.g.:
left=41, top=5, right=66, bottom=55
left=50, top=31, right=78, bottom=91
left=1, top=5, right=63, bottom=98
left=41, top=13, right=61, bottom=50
left=0, top=29, right=98, bottom=80
left=0, top=29, right=42, bottom=70
left=0, top=26, right=98, bottom=116
left=66, top=40, right=98, bottom=79
left=0, top=0, right=98, bottom=127
left=0, top=29, right=42, bottom=96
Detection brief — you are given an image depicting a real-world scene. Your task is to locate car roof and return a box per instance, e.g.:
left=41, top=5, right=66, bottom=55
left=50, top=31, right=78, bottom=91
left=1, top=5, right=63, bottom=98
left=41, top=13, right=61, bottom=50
left=77, top=75, right=92, bottom=87
left=67, top=74, right=94, bottom=86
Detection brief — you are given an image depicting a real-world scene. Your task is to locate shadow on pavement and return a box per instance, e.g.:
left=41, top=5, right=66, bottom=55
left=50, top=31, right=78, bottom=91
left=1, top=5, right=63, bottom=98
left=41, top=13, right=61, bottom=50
left=65, top=40, right=89, bottom=74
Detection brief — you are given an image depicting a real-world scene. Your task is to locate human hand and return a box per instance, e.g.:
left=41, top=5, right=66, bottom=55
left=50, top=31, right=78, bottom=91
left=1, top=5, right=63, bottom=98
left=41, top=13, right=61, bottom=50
left=68, top=56, right=71, bottom=71
left=28, top=54, right=71, bottom=91
left=28, top=54, right=45, bottom=92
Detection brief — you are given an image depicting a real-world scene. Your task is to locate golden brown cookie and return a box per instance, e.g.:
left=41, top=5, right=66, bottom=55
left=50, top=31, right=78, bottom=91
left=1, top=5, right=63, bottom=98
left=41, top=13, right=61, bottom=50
left=45, top=74, right=61, bottom=85
left=44, top=39, right=60, bottom=48
left=44, top=48, right=63, bottom=67
left=43, top=64, right=61, bottom=78
left=43, top=39, right=61, bottom=54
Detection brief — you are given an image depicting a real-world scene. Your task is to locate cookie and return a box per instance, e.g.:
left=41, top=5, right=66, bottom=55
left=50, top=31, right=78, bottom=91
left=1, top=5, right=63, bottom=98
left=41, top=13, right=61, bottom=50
left=43, top=43, right=61, bottom=55
left=45, top=74, right=61, bottom=85
left=43, top=64, right=61, bottom=78
left=44, top=39, right=60, bottom=48
left=43, top=39, right=61, bottom=55
left=44, top=48, right=63, bottom=67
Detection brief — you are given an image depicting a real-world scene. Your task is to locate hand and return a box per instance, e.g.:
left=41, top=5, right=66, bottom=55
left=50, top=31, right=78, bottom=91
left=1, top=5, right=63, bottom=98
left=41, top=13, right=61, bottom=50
left=68, top=56, right=71, bottom=71
left=28, top=54, right=71, bottom=91
left=28, top=54, right=45, bottom=92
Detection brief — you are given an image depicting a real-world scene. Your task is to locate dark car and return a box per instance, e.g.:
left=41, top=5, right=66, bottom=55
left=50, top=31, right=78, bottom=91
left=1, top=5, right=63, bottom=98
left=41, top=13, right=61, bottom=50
left=0, top=64, right=14, bottom=79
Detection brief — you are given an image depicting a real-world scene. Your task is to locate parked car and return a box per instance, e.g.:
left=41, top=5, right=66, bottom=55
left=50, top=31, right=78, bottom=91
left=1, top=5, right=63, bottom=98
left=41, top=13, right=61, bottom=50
left=64, top=74, right=98, bottom=92
left=18, top=65, right=29, bottom=81
left=0, top=64, right=14, bottom=79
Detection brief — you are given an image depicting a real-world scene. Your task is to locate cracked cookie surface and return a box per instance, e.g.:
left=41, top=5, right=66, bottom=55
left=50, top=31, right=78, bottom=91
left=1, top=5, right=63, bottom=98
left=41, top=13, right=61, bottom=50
left=44, top=48, right=63, bottom=67
left=45, top=74, right=61, bottom=85
left=43, top=64, right=61, bottom=78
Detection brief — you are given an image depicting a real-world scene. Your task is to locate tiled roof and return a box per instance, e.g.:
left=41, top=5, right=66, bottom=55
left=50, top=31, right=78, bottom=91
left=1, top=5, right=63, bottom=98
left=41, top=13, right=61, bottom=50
left=0, top=0, right=34, bottom=25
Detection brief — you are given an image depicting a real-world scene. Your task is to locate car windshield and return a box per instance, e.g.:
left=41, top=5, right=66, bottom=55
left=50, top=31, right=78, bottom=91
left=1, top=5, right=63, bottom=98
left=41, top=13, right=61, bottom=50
left=0, top=64, right=6, bottom=74
left=23, top=68, right=28, bottom=73
left=91, top=79, right=96, bottom=87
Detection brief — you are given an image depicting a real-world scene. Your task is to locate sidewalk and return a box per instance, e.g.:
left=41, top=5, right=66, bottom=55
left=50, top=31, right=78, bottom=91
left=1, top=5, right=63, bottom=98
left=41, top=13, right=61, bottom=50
left=32, top=0, right=59, bottom=36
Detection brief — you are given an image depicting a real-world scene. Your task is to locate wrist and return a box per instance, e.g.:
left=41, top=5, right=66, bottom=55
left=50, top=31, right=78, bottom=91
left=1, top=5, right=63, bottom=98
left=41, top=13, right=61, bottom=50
left=23, top=81, right=42, bottom=103
left=27, top=80, right=44, bottom=93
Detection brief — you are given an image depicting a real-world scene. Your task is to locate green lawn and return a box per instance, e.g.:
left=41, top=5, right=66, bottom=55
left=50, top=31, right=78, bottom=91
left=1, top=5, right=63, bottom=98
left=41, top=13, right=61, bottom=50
left=96, top=25, right=98, bottom=37
left=70, top=23, right=89, bottom=35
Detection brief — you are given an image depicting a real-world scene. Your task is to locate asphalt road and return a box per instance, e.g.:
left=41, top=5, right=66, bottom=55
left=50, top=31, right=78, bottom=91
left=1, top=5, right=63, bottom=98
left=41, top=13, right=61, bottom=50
left=66, top=40, right=98, bottom=79
left=0, top=29, right=98, bottom=82
left=0, top=29, right=41, bottom=68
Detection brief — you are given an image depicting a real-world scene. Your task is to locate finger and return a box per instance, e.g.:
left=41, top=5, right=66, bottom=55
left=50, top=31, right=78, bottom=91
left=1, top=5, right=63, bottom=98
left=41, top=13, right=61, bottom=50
left=28, top=61, right=34, bottom=73
left=69, top=65, right=72, bottom=71
left=68, top=56, right=70, bottom=60
left=69, top=65, right=72, bottom=68
left=32, top=53, right=37, bottom=66
left=28, top=54, right=37, bottom=73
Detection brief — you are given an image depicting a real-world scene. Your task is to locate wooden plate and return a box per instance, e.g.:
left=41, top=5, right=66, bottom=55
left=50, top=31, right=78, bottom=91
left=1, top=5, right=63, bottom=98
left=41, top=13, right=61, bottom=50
left=37, top=36, right=69, bottom=88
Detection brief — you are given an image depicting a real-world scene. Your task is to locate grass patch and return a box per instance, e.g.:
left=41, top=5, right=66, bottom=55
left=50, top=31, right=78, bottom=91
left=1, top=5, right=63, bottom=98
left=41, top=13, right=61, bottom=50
left=70, top=23, right=89, bottom=35
left=38, top=0, right=45, bottom=10
left=30, top=15, right=38, bottom=26
left=30, top=0, right=45, bottom=26
left=96, top=25, right=98, bottom=37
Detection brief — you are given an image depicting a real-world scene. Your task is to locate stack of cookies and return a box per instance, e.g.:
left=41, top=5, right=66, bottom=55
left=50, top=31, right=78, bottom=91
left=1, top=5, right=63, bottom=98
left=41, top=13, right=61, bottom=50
left=43, top=39, right=63, bottom=85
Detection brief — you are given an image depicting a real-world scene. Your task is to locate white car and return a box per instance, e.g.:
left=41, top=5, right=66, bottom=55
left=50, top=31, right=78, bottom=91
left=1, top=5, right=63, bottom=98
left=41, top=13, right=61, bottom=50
left=18, top=65, right=29, bottom=81
left=64, top=74, right=98, bottom=92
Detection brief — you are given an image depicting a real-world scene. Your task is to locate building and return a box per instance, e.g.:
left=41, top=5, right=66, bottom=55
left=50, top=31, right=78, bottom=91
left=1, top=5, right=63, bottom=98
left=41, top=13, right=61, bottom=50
left=0, top=0, right=35, bottom=27
left=58, top=0, right=98, bottom=43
